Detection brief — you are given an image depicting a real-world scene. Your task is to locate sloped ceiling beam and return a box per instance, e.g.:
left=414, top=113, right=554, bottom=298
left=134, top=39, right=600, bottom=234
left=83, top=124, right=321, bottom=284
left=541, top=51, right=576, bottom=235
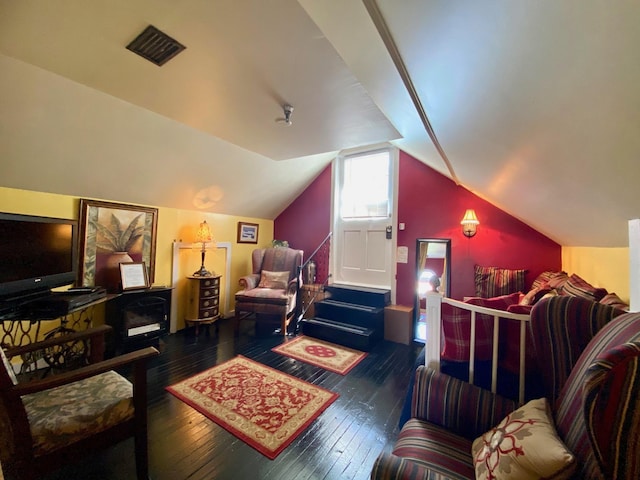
left=362, top=0, right=459, bottom=185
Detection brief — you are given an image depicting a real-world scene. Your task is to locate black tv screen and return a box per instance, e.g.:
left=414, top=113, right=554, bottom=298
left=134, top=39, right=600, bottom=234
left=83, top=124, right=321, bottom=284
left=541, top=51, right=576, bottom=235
left=0, top=212, right=78, bottom=301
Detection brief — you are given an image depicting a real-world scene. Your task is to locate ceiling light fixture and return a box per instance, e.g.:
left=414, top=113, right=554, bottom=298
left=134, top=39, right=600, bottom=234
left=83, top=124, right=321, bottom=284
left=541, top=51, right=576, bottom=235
left=280, top=104, right=294, bottom=126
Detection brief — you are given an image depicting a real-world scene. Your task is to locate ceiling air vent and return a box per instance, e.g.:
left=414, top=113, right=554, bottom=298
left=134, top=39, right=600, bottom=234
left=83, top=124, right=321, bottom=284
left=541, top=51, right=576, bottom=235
left=126, top=25, right=186, bottom=66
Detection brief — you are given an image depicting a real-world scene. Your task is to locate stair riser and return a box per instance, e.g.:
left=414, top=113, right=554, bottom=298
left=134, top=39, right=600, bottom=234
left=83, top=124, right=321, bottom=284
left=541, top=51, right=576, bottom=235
left=301, top=320, right=377, bottom=351
left=325, top=285, right=390, bottom=308
left=315, top=302, right=383, bottom=330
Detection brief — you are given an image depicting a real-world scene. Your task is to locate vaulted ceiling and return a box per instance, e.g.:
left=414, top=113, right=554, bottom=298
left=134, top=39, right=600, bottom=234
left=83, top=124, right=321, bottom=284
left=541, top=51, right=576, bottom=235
left=1, top=0, right=638, bottom=247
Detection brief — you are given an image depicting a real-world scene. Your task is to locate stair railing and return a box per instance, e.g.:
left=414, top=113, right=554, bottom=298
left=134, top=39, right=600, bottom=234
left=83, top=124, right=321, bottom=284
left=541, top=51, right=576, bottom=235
left=425, top=292, right=531, bottom=405
left=295, top=232, right=332, bottom=326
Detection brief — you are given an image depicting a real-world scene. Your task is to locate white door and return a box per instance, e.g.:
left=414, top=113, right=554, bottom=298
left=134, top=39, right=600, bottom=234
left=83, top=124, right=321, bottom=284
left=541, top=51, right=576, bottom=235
left=332, top=147, right=397, bottom=291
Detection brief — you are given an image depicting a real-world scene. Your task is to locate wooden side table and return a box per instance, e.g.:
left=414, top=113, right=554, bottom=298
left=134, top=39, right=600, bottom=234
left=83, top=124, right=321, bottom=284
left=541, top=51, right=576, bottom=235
left=185, top=275, right=221, bottom=336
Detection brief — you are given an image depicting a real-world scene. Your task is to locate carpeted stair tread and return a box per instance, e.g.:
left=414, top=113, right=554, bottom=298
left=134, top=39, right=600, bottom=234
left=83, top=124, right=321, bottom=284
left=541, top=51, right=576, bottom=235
left=303, top=317, right=375, bottom=335
left=318, top=298, right=384, bottom=313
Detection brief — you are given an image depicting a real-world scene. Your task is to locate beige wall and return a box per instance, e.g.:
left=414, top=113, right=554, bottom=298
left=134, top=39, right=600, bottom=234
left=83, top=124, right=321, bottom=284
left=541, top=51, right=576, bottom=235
left=562, top=246, right=629, bottom=303
left=0, top=186, right=273, bottom=330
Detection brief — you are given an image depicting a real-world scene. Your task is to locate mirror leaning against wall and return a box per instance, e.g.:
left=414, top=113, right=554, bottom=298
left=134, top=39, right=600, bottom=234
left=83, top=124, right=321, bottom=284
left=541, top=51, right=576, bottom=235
left=414, top=238, right=451, bottom=342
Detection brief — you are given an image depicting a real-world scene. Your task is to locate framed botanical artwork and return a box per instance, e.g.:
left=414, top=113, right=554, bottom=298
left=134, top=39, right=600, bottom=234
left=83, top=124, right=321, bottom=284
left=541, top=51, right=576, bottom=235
left=120, top=262, right=150, bottom=291
left=237, top=222, right=259, bottom=244
left=78, top=199, right=158, bottom=291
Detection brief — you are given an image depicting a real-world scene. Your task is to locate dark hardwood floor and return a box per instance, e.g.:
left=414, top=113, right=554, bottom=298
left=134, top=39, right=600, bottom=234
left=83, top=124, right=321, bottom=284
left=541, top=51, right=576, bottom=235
left=39, top=317, right=422, bottom=480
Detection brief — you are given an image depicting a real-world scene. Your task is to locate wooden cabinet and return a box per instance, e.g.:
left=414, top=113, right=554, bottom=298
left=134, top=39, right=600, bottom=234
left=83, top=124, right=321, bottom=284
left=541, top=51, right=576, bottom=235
left=185, top=275, right=221, bottom=335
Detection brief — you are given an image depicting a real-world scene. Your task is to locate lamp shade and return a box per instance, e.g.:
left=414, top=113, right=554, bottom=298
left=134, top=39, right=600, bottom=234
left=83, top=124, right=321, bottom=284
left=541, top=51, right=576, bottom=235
left=460, top=209, right=479, bottom=225
left=195, top=221, right=212, bottom=243
left=461, top=209, right=479, bottom=238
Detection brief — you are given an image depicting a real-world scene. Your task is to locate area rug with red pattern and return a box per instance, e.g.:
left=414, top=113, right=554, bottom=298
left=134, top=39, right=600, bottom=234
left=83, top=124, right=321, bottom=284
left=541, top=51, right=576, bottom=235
left=271, top=335, right=367, bottom=375
left=166, top=355, right=338, bottom=459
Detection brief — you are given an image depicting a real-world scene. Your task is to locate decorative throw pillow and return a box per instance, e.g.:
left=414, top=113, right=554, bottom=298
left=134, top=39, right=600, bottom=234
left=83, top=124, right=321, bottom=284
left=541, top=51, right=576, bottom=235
left=599, top=292, right=629, bottom=311
left=560, top=274, right=607, bottom=302
left=531, top=271, right=565, bottom=290
left=520, top=286, right=552, bottom=306
left=472, top=398, right=576, bottom=480
left=258, top=270, right=290, bottom=290
left=475, top=265, right=526, bottom=298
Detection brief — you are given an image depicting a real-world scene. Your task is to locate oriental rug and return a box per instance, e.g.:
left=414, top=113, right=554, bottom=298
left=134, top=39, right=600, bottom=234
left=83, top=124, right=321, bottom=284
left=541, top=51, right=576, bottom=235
left=271, top=335, right=367, bottom=375
left=166, top=355, right=338, bottom=459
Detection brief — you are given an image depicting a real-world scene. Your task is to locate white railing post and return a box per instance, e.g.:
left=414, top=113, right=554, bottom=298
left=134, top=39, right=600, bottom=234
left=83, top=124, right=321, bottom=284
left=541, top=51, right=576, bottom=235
left=425, top=292, right=442, bottom=371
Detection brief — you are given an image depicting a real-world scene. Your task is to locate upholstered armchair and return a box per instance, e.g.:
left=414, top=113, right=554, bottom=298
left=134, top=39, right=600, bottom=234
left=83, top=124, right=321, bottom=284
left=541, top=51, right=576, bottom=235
left=0, top=325, right=158, bottom=480
left=372, top=296, right=637, bottom=479
left=234, top=247, right=303, bottom=336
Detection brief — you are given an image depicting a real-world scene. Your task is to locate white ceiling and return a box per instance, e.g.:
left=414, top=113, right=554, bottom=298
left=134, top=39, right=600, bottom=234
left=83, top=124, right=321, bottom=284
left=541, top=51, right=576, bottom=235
left=1, top=0, right=639, bottom=247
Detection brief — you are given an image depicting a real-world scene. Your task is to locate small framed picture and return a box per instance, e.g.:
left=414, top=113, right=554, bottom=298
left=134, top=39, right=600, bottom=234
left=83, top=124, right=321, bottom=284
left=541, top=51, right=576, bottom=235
left=119, top=262, right=150, bottom=291
left=237, top=222, right=259, bottom=244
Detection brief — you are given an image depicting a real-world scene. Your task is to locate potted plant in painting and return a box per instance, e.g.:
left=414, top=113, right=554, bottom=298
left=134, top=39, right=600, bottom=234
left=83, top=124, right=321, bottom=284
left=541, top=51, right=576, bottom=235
left=92, top=213, right=144, bottom=292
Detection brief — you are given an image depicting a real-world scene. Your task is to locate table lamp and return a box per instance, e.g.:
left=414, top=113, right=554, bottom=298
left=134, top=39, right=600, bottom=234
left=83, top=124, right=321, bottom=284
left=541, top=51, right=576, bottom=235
left=193, top=221, right=214, bottom=276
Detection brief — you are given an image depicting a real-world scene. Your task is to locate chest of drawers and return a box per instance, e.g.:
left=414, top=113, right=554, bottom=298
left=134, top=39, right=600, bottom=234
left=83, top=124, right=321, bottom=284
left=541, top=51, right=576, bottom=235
left=185, top=275, right=221, bottom=335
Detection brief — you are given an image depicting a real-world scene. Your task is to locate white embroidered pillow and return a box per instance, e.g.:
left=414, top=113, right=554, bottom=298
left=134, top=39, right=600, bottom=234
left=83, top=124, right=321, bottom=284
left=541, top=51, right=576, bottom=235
left=258, top=270, right=290, bottom=290
left=472, top=397, right=576, bottom=480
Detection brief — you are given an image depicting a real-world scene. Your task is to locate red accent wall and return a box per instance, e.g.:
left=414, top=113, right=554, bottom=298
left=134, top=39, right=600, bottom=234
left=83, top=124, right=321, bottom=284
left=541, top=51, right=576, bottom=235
left=274, top=151, right=561, bottom=306
left=274, top=164, right=332, bottom=283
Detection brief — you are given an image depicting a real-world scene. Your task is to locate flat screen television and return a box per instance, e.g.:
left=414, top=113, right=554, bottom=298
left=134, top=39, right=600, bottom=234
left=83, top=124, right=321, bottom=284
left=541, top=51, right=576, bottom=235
left=0, top=212, right=78, bottom=303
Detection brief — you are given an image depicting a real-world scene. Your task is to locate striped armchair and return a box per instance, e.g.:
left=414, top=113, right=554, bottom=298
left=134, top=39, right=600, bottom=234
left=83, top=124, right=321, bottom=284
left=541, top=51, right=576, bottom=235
left=234, top=247, right=303, bottom=336
left=371, top=296, right=637, bottom=480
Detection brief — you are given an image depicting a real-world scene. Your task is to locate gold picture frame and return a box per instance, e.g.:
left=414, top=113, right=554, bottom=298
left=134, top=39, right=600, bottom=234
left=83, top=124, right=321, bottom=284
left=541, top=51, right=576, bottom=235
left=78, top=199, right=158, bottom=290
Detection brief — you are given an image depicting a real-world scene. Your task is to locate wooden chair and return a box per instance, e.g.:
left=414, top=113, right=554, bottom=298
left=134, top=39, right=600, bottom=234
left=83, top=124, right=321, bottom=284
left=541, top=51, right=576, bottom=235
left=0, top=325, right=158, bottom=480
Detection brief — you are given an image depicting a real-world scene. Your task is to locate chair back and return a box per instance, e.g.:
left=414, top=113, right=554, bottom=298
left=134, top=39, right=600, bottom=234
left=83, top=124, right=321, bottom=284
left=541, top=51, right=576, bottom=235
left=530, top=295, right=624, bottom=404
left=532, top=296, right=639, bottom=479
left=252, top=247, right=303, bottom=283
left=554, top=312, right=640, bottom=479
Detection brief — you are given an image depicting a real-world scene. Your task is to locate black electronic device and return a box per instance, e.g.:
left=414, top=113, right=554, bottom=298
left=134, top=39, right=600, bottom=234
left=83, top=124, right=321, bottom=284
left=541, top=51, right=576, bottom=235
left=25, top=288, right=107, bottom=318
left=0, top=212, right=78, bottom=303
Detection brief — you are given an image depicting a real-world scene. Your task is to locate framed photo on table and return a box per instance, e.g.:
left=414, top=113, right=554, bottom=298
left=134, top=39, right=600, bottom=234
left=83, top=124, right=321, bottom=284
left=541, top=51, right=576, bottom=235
left=78, top=199, right=158, bottom=289
left=237, top=222, right=259, bottom=244
left=120, top=262, right=150, bottom=290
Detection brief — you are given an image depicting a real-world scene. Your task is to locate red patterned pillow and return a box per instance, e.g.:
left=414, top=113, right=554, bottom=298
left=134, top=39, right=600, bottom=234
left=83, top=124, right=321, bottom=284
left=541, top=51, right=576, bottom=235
left=531, top=271, right=565, bottom=290
left=599, top=292, right=629, bottom=311
left=475, top=265, right=526, bottom=298
left=560, top=274, right=607, bottom=302
left=548, top=272, right=570, bottom=290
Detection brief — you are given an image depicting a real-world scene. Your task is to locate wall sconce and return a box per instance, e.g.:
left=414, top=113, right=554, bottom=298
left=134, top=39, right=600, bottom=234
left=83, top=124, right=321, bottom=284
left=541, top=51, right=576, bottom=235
left=193, top=221, right=214, bottom=276
left=461, top=209, right=479, bottom=238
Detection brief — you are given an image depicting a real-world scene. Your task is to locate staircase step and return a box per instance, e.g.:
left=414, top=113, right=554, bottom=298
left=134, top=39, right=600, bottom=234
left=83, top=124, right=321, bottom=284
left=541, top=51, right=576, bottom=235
left=315, top=299, right=384, bottom=330
left=300, top=317, right=379, bottom=351
left=325, top=284, right=390, bottom=308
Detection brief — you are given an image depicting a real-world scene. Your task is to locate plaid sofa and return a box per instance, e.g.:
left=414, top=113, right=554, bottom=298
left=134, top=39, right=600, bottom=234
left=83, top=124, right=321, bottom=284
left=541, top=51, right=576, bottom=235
left=372, top=296, right=638, bottom=479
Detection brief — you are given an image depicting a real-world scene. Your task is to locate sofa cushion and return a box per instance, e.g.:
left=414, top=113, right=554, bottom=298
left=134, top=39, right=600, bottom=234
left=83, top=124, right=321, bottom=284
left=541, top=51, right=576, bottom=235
left=393, top=418, right=475, bottom=479
left=22, top=370, right=134, bottom=456
left=472, top=397, right=576, bottom=480
left=475, top=265, right=526, bottom=298
left=560, top=274, right=607, bottom=302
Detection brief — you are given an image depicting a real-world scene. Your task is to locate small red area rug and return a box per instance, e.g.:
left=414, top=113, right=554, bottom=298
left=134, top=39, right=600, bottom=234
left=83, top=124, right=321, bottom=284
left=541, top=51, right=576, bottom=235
left=166, top=355, right=338, bottom=459
left=272, top=335, right=367, bottom=375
